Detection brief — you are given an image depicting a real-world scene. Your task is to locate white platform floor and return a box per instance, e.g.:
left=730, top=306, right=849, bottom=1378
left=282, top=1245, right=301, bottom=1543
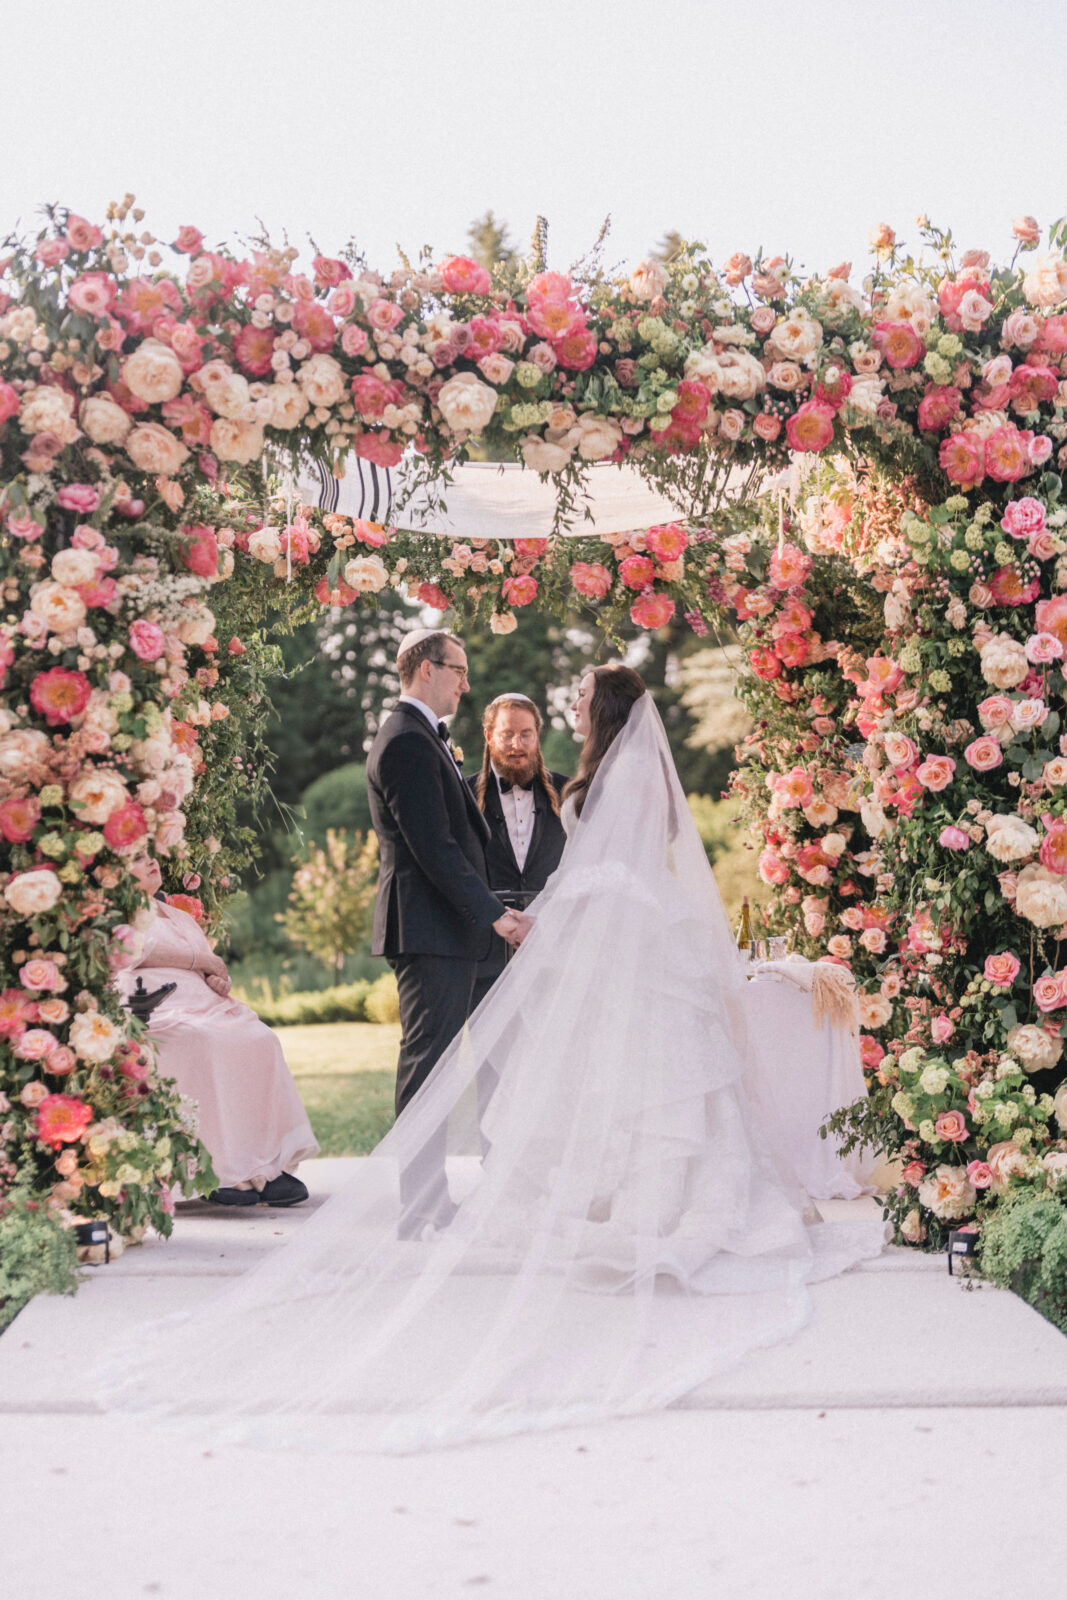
left=2, top=1156, right=1065, bottom=1600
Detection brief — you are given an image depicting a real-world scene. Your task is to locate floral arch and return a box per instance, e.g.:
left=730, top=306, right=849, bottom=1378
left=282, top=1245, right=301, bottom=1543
left=3, top=201, right=1067, bottom=1275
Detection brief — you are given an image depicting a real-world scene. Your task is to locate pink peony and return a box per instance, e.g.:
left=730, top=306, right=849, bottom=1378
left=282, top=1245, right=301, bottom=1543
left=1036, top=595, right=1067, bottom=650
left=749, top=648, right=782, bottom=680
left=1001, top=497, right=1046, bottom=539
left=917, top=386, right=962, bottom=432
left=768, top=542, right=812, bottom=589
left=1026, top=632, right=1064, bottom=665
left=873, top=321, right=924, bottom=368
left=501, top=575, right=538, bottom=608
left=569, top=561, right=612, bottom=600
left=785, top=400, right=835, bottom=453
left=938, top=825, right=971, bottom=851
left=181, top=524, right=219, bottom=578
left=103, top=801, right=147, bottom=851
left=439, top=256, right=492, bottom=295
left=630, top=593, right=675, bottom=630
left=56, top=484, right=100, bottom=514
left=758, top=849, right=790, bottom=886
left=29, top=667, right=91, bottom=726
left=984, top=952, right=1021, bottom=986
left=0, top=795, right=40, bottom=844
left=1039, top=821, right=1067, bottom=875
left=984, top=426, right=1032, bottom=483
left=619, top=554, right=657, bottom=590
left=35, top=1093, right=93, bottom=1150
left=939, top=431, right=985, bottom=488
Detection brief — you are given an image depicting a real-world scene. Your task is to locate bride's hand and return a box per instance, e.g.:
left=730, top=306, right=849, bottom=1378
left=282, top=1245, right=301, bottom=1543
left=205, top=972, right=231, bottom=997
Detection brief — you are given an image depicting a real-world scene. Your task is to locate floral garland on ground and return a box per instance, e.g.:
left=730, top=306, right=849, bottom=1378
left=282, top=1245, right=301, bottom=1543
left=4, top=199, right=1067, bottom=1253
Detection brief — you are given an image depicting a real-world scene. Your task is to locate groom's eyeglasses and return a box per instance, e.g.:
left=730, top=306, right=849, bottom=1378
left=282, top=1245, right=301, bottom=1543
left=431, top=659, right=469, bottom=680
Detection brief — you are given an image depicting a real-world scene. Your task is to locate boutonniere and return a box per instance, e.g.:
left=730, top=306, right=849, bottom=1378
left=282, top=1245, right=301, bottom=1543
left=448, top=739, right=464, bottom=767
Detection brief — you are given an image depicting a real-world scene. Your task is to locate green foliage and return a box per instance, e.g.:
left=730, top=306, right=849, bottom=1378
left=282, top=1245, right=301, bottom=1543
left=301, top=764, right=372, bottom=844
left=467, top=209, right=517, bottom=270
left=280, top=829, right=380, bottom=976
left=687, top=793, right=767, bottom=929
left=247, top=980, right=373, bottom=1028
left=364, top=972, right=401, bottom=1025
left=0, top=1185, right=81, bottom=1333
left=979, top=1188, right=1067, bottom=1333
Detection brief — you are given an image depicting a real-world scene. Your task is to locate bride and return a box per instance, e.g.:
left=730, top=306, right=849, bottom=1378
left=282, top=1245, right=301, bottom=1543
left=102, top=663, right=883, bottom=1452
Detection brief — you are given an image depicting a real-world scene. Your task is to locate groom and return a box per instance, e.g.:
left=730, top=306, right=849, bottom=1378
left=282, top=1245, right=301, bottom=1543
left=367, top=629, right=532, bottom=1125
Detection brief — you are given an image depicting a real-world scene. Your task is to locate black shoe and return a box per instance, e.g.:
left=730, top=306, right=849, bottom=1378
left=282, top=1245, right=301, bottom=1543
left=206, top=1186, right=260, bottom=1208
left=258, top=1172, right=309, bottom=1208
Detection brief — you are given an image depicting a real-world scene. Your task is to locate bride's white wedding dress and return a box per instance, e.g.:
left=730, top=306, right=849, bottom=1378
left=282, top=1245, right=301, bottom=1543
left=100, top=695, right=883, bottom=1452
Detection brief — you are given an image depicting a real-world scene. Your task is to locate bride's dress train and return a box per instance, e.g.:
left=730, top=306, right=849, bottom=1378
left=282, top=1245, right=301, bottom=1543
left=100, top=696, right=883, bottom=1452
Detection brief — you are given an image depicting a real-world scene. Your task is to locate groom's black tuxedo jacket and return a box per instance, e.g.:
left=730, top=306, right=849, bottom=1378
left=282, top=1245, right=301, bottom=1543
left=467, top=768, right=569, bottom=980
left=367, top=702, right=504, bottom=961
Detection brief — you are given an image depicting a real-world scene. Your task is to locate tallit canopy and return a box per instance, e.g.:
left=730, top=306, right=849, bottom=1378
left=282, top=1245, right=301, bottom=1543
left=295, top=454, right=689, bottom=539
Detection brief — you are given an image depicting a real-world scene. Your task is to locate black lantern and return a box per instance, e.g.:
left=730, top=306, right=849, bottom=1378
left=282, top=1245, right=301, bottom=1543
left=74, top=1219, right=110, bottom=1263
left=947, top=1228, right=978, bottom=1275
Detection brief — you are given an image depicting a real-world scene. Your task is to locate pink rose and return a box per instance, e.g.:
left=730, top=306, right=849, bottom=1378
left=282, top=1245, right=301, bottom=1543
left=915, top=754, right=956, bottom=792
left=56, top=484, right=100, bottom=514
left=930, top=1015, right=955, bottom=1044
left=128, top=620, right=166, bottom=661
left=966, top=1161, right=994, bottom=1189
left=884, top=731, right=918, bottom=770
left=1013, top=216, right=1041, bottom=245
left=630, top=593, right=675, bottom=630
left=478, top=353, right=515, bottom=386
left=174, top=225, right=205, bottom=255
left=366, top=298, right=405, bottom=333
left=983, top=952, right=1021, bottom=986
left=758, top=850, right=790, bottom=886
left=977, top=695, right=1014, bottom=730
left=934, top=1110, right=968, bottom=1142
left=859, top=927, right=887, bottom=953
left=902, top=1161, right=927, bottom=1188
left=1032, top=972, right=1066, bottom=1012
left=340, top=324, right=368, bottom=358
left=964, top=737, right=1003, bottom=772
left=1026, top=632, right=1064, bottom=664
left=939, top=825, right=971, bottom=851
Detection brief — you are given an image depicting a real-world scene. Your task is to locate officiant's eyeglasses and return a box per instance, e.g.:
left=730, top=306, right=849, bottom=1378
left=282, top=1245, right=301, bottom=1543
left=431, top=658, right=469, bottom=680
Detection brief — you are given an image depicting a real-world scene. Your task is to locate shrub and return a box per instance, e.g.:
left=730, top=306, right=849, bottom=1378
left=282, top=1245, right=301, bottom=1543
left=978, top=1188, right=1067, bottom=1335
left=364, top=972, right=401, bottom=1025
left=251, top=980, right=372, bottom=1028
left=0, top=1185, right=81, bottom=1334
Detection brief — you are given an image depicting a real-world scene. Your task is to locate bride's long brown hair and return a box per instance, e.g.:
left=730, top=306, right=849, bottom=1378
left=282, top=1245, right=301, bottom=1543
left=563, top=663, right=646, bottom=819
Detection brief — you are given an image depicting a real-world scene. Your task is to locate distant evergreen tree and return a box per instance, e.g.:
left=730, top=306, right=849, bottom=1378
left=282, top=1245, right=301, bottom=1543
left=652, top=230, right=685, bottom=263
left=467, top=209, right=516, bottom=269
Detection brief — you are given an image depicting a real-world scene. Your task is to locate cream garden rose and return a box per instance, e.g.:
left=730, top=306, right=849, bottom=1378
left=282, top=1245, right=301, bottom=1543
left=568, top=413, right=623, bottom=461
left=296, top=352, right=345, bottom=408
left=437, top=372, right=498, bottom=435
left=29, top=580, right=87, bottom=634
left=122, top=338, right=185, bottom=403
left=1014, top=862, right=1067, bottom=926
left=268, top=384, right=311, bottom=429
left=917, top=1164, right=976, bottom=1220
left=69, top=1009, right=123, bottom=1064
left=51, top=548, right=98, bottom=587
left=630, top=258, right=668, bottom=301
left=979, top=633, right=1029, bottom=689
left=248, top=526, right=283, bottom=563
left=19, top=384, right=79, bottom=440
left=1006, top=1022, right=1063, bottom=1074
left=521, top=433, right=573, bottom=473
left=343, top=554, right=389, bottom=593
left=984, top=815, right=1040, bottom=864
left=173, top=604, right=215, bottom=647
left=126, top=422, right=190, bottom=475
left=5, top=868, right=63, bottom=916
left=68, top=769, right=128, bottom=823
left=79, top=393, right=133, bottom=445
left=1023, top=252, right=1067, bottom=308
left=209, top=417, right=265, bottom=464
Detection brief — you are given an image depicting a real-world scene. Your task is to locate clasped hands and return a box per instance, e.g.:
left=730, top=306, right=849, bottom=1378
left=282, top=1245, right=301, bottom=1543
left=492, top=909, right=534, bottom=949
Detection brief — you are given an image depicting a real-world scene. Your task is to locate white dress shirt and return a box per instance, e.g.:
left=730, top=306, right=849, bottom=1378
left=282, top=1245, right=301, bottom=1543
left=493, top=766, right=536, bottom=871
left=397, top=693, right=441, bottom=732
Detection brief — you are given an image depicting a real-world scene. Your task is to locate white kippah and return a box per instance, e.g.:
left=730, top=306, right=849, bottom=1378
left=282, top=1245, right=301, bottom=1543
left=396, top=627, right=450, bottom=663
left=486, top=693, right=538, bottom=709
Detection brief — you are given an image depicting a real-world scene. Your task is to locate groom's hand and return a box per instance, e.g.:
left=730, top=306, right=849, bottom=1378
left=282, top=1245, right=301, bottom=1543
left=493, top=910, right=533, bottom=948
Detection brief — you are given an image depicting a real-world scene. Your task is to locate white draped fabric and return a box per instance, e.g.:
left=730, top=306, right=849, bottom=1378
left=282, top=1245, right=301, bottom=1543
left=295, top=456, right=690, bottom=538
left=100, top=696, right=883, bottom=1454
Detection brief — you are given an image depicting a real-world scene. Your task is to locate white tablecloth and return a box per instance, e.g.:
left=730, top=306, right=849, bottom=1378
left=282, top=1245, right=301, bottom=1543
left=742, top=971, right=871, bottom=1201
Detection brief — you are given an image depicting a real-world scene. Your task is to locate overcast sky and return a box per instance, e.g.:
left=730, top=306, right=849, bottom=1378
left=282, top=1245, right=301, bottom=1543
left=3, top=0, right=1066, bottom=281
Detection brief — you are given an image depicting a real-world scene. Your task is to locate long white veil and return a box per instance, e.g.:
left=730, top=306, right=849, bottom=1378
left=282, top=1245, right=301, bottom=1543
left=100, top=694, right=882, bottom=1452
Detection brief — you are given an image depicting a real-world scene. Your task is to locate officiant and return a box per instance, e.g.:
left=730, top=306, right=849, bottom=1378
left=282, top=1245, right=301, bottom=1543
left=468, top=693, right=569, bottom=1009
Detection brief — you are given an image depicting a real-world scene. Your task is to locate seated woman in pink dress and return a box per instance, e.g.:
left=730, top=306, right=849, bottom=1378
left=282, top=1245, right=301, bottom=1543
left=119, top=859, right=319, bottom=1208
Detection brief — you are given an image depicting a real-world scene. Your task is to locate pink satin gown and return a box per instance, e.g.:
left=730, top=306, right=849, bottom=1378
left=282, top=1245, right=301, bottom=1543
left=118, top=902, right=319, bottom=1188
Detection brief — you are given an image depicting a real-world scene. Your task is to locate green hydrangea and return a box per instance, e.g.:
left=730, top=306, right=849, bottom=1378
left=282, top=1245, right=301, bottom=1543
left=924, top=352, right=953, bottom=384
left=920, top=1063, right=951, bottom=1094
left=994, top=542, right=1013, bottom=565
left=947, top=638, right=967, bottom=656
left=918, top=1119, right=937, bottom=1143
left=937, top=333, right=963, bottom=359
left=515, top=363, right=541, bottom=389
left=38, top=784, right=63, bottom=807
left=899, top=1047, right=924, bottom=1074
left=899, top=646, right=922, bottom=672
left=929, top=669, right=952, bottom=692
left=656, top=391, right=678, bottom=414
left=945, top=494, right=969, bottom=513
left=964, top=526, right=985, bottom=550
left=949, top=548, right=970, bottom=571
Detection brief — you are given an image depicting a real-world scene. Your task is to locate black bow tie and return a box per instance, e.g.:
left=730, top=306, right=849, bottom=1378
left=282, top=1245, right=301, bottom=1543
left=436, top=721, right=449, bottom=741
left=498, top=776, right=534, bottom=794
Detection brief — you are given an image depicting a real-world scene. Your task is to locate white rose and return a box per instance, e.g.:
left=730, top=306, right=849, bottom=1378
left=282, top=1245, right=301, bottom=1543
left=247, top=527, right=283, bottom=563
left=860, top=795, right=890, bottom=840
left=1023, top=253, right=1067, bottom=309
left=29, top=580, right=88, bottom=635
left=767, top=309, right=824, bottom=363
left=68, top=769, right=128, bottom=823
left=984, top=815, right=1041, bottom=864
left=268, top=384, right=310, bottom=429
left=1006, top=1023, right=1063, bottom=1075
left=884, top=282, right=937, bottom=327
left=918, top=1164, right=976, bottom=1221
left=126, top=422, right=190, bottom=476
left=630, top=258, right=668, bottom=302
left=568, top=413, right=623, bottom=462
left=121, top=339, right=185, bottom=404
left=19, top=385, right=78, bottom=439
left=5, top=869, right=63, bottom=917
left=79, top=689, right=118, bottom=735
left=437, top=372, right=498, bottom=435
left=51, top=548, right=98, bottom=588
left=209, top=417, right=265, bottom=464
left=173, top=604, right=215, bottom=647
left=980, top=633, right=1029, bottom=690
left=713, top=349, right=767, bottom=401
left=343, top=554, right=389, bottom=593
left=68, top=1010, right=123, bottom=1064
left=683, top=346, right=722, bottom=389
left=845, top=374, right=885, bottom=419
left=1053, top=1082, right=1067, bottom=1132
left=296, top=353, right=346, bottom=409
left=490, top=610, right=518, bottom=635
left=80, top=393, right=133, bottom=445
left=1014, top=862, right=1067, bottom=925
left=521, top=433, right=574, bottom=473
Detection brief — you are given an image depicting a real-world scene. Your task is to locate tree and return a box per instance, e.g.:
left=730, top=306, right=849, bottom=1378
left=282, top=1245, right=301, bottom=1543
left=652, top=230, right=685, bottom=263
left=467, top=209, right=516, bottom=270
left=279, top=829, right=379, bottom=977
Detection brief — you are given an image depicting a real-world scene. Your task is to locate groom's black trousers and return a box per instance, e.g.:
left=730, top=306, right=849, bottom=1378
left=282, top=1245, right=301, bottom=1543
left=390, top=953, right=477, bottom=1116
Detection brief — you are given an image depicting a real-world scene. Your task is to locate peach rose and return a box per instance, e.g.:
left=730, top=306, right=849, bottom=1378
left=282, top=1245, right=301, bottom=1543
left=209, top=417, right=265, bottom=464
left=29, top=580, right=87, bottom=634
left=1024, top=253, right=1067, bottom=308
left=630, top=258, right=668, bottom=301
left=986, top=1139, right=1027, bottom=1190
left=437, top=372, right=498, bottom=434
left=122, top=339, right=185, bottom=404
left=296, top=352, right=346, bottom=408
left=915, top=754, right=955, bottom=792
left=918, top=1164, right=976, bottom=1220
left=79, top=393, right=133, bottom=445
left=5, top=868, right=63, bottom=916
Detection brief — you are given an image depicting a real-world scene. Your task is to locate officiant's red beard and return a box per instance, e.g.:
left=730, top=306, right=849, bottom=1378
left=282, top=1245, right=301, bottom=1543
left=492, top=747, right=539, bottom=786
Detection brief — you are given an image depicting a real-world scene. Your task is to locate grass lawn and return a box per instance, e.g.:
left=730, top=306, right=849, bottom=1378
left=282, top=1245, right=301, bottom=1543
left=274, top=1022, right=400, bottom=1157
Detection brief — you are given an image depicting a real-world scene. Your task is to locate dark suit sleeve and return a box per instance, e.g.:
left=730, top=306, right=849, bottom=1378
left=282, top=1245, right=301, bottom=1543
left=377, top=732, right=505, bottom=930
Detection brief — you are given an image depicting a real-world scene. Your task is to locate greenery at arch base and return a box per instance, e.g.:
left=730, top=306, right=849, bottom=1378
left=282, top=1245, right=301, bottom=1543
left=3, top=200, right=1067, bottom=1306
